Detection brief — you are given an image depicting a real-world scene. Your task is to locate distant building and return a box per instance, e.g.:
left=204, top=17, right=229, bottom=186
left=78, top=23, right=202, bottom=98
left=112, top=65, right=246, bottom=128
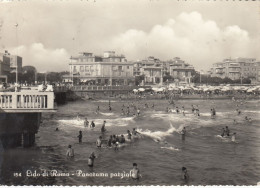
left=63, top=51, right=134, bottom=85
left=210, top=58, right=258, bottom=82
left=139, top=56, right=164, bottom=84
left=0, top=51, right=11, bottom=82
left=256, top=61, right=260, bottom=83
left=167, top=57, right=195, bottom=84
left=0, top=51, right=23, bottom=74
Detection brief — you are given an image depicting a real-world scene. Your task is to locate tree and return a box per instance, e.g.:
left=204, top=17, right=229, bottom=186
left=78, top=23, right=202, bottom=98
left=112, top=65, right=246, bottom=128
left=163, top=72, right=174, bottom=82
left=135, top=74, right=145, bottom=85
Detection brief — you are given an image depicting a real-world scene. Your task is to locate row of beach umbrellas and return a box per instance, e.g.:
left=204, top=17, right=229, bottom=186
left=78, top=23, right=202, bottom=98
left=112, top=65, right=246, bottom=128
left=133, top=85, right=260, bottom=93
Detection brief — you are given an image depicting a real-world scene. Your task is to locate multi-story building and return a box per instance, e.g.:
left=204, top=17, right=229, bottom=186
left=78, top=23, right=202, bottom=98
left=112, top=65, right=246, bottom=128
left=210, top=58, right=258, bottom=82
left=0, top=53, right=11, bottom=83
left=63, top=51, right=134, bottom=85
left=133, top=61, right=142, bottom=77
left=139, top=56, right=164, bottom=84
left=0, top=51, right=22, bottom=74
left=256, top=61, right=260, bottom=83
left=167, top=57, right=195, bottom=84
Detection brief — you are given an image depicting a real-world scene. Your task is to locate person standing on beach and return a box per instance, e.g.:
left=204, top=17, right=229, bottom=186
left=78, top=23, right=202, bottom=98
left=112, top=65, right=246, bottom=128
left=77, top=131, right=82, bottom=143
left=66, top=145, right=74, bottom=158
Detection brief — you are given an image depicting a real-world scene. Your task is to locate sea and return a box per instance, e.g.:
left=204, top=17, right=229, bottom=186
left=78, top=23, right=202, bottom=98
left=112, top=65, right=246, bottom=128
left=0, top=98, right=260, bottom=186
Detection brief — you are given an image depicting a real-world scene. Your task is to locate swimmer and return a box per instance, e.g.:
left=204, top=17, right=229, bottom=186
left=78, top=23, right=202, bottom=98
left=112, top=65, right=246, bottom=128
left=221, top=128, right=225, bottom=137
left=176, top=107, right=179, bottom=114
left=225, top=126, right=230, bottom=136
left=245, top=116, right=252, bottom=122
left=101, top=121, right=106, bottom=133
left=84, top=118, right=89, bottom=127
left=132, top=128, right=139, bottom=136
left=96, top=136, right=102, bottom=148
left=181, top=127, right=186, bottom=140
left=130, top=163, right=141, bottom=180
left=66, top=145, right=74, bottom=158
left=96, top=106, right=100, bottom=113
left=191, top=105, right=195, bottom=113
left=231, top=132, right=236, bottom=142
left=111, top=135, right=117, bottom=145
left=109, top=105, right=112, bottom=111
left=121, top=108, right=125, bottom=115
left=182, top=167, right=189, bottom=181
left=233, top=119, right=237, bottom=124
left=90, top=121, right=95, bottom=128
left=181, top=127, right=187, bottom=135
left=88, top=152, right=97, bottom=167
left=127, top=130, right=132, bottom=140
left=77, top=130, right=82, bottom=143
left=119, top=135, right=125, bottom=143
left=213, top=108, right=216, bottom=116
left=55, top=128, right=59, bottom=131
left=152, top=103, right=154, bottom=108
left=137, top=108, right=140, bottom=116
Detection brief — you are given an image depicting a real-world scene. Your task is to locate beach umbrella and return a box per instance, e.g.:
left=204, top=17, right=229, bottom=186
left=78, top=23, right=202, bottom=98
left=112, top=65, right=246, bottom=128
left=138, top=88, right=145, bottom=92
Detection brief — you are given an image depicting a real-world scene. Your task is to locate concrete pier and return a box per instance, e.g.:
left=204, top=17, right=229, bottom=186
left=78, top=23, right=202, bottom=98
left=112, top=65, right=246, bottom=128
left=0, top=90, right=56, bottom=148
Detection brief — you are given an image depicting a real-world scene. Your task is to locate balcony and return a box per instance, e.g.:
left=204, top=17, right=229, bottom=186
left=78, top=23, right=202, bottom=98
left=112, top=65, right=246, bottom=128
left=0, top=91, right=56, bottom=113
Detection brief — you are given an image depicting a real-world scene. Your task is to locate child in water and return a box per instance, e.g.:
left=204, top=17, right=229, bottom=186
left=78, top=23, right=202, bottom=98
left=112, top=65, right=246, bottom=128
left=66, top=145, right=74, bottom=158
left=182, top=167, right=189, bottom=181
left=88, top=152, right=97, bottom=167
left=130, top=163, right=141, bottom=180
left=231, top=132, right=236, bottom=142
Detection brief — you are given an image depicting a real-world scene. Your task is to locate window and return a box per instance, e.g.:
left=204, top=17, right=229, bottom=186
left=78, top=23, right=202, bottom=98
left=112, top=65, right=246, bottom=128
left=73, top=66, right=77, bottom=72
left=127, top=66, right=129, bottom=69
left=80, top=66, right=84, bottom=72
left=85, top=66, right=89, bottom=72
left=118, top=66, right=122, bottom=71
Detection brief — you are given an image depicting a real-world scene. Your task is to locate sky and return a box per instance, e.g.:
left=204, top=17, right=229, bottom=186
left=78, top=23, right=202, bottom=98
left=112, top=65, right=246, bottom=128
left=0, top=0, right=259, bottom=72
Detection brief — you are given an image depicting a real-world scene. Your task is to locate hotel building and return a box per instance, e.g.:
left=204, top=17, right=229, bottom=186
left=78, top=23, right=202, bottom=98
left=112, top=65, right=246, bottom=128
left=63, top=51, right=134, bottom=85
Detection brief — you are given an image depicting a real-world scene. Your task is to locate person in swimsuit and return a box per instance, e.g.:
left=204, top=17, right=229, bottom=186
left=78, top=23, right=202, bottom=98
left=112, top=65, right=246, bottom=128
left=182, top=167, right=189, bottom=181
left=88, top=152, right=96, bottom=167
left=130, top=163, right=141, bottom=180
left=96, top=136, right=102, bottom=148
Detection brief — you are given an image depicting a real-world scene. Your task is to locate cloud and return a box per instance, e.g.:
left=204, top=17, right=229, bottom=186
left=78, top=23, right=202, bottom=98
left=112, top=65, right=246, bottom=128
left=11, top=43, right=70, bottom=72
left=108, top=11, right=259, bottom=70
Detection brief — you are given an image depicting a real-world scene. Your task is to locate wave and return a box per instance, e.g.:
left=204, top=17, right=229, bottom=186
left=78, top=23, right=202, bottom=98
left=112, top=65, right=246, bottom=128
left=99, top=112, right=116, bottom=116
left=56, top=116, right=135, bottom=129
left=161, top=146, right=180, bottom=151
left=136, top=123, right=177, bottom=142
left=96, top=100, right=117, bottom=103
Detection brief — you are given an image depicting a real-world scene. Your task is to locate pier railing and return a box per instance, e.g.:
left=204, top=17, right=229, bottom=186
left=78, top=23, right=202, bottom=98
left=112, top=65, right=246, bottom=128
left=0, top=91, right=55, bottom=112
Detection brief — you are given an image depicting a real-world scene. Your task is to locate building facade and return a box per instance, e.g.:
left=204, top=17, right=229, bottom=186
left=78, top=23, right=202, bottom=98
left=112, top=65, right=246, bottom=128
left=167, top=57, right=195, bottom=84
left=139, top=56, right=164, bottom=84
left=0, top=53, right=11, bottom=83
left=0, top=51, right=22, bottom=74
left=210, top=58, right=258, bottom=82
left=63, top=51, right=134, bottom=85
